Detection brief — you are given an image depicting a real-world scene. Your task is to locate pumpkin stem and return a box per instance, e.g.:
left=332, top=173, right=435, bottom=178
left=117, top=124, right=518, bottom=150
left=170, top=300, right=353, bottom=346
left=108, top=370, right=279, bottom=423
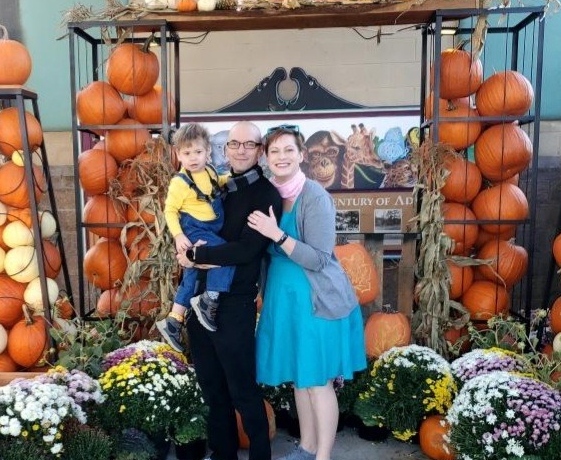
left=381, top=304, right=397, bottom=314
left=22, top=303, right=34, bottom=325
left=142, top=32, right=156, bottom=53
left=0, top=25, right=9, bottom=40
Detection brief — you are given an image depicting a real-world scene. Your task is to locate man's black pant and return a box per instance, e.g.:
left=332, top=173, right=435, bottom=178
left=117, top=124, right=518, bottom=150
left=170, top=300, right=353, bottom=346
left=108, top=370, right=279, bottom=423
left=187, top=294, right=271, bottom=460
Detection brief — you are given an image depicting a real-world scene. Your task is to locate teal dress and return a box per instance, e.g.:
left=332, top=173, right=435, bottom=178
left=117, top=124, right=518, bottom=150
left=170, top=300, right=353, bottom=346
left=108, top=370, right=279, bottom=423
left=256, top=199, right=367, bottom=389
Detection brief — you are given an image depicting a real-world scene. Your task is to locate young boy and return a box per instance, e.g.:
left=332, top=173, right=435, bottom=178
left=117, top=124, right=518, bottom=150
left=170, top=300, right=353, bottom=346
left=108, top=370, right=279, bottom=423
left=156, top=123, right=233, bottom=352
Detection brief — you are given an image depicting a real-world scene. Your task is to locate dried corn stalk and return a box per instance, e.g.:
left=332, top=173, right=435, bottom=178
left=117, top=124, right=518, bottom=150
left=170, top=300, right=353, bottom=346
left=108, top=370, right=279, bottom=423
left=410, top=140, right=469, bottom=357
left=109, top=136, right=179, bottom=324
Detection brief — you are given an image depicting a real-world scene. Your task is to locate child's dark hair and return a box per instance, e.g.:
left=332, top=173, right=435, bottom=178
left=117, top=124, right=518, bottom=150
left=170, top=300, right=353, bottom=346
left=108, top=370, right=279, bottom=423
left=172, top=123, right=211, bottom=149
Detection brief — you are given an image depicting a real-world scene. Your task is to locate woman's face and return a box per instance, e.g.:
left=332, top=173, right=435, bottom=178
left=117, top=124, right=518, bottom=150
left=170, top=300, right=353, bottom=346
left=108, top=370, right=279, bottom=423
left=266, top=133, right=303, bottom=183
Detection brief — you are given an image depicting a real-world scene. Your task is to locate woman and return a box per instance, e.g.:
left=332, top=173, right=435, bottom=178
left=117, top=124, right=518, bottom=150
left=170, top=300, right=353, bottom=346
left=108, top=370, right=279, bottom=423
left=248, top=125, right=366, bottom=460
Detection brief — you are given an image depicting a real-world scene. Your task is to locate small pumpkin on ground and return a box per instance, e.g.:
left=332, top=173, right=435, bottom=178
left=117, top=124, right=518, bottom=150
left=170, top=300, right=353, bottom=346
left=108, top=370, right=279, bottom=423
left=236, top=400, right=276, bottom=449
left=419, top=414, right=456, bottom=460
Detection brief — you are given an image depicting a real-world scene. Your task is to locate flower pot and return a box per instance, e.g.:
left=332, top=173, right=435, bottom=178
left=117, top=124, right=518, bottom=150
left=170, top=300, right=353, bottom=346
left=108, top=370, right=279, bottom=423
left=174, top=438, right=207, bottom=460
left=151, top=435, right=171, bottom=460
left=356, top=421, right=390, bottom=442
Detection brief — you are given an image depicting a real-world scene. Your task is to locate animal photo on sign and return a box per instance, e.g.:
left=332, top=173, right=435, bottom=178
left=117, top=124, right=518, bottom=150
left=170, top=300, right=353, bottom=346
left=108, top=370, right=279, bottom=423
left=183, top=108, right=419, bottom=191
left=335, top=210, right=360, bottom=233
left=374, top=208, right=402, bottom=233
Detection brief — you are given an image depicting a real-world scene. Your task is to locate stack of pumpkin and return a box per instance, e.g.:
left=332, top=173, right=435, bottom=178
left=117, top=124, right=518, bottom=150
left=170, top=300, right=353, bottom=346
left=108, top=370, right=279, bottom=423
left=75, top=38, right=176, bottom=321
left=0, top=26, right=67, bottom=373
left=429, top=48, right=533, bottom=325
left=546, top=236, right=561, bottom=352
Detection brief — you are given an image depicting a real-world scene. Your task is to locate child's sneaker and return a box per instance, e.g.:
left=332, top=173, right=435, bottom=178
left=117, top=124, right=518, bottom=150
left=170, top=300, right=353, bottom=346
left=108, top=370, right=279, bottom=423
left=191, top=292, right=218, bottom=332
left=155, top=316, right=184, bottom=352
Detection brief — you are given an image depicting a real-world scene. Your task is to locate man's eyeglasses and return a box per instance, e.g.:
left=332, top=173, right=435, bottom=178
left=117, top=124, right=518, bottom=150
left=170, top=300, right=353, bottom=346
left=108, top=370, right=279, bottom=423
left=226, top=140, right=262, bottom=150
left=266, top=124, right=300, bottom=136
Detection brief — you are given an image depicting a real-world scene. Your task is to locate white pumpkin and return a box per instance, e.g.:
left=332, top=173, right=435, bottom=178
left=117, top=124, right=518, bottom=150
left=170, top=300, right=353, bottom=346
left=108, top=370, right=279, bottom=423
left=197, top=0, right=216, bottom=10
left=39, top=210, right=57, bottom=239
left=11, top=150, right=25, bottom=167
left=0, top=200, right=7, bottom=226
left=3, top=220, right=34, bottom=248
left=24, top=277, right=59, bottom=313
left=553, top=332, right=561, bottom=354
left=4, top=245, right=39, bottom=283
left=0, top=323, right=7, bottom=354
left=53, top=317, right=77, bottom=336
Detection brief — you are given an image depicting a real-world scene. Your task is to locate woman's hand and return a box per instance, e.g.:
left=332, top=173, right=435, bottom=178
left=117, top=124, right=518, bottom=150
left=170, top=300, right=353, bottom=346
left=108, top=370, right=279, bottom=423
left=248, top=205, right=284, bottom=241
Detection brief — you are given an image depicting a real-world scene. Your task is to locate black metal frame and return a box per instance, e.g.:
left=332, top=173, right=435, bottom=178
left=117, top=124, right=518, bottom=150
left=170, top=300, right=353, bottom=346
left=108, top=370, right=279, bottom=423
left=67, top=20, right=180, bottom=316
left=419, top=6, right=546, bottom=324
left=0, top=87, right=74, bottom=360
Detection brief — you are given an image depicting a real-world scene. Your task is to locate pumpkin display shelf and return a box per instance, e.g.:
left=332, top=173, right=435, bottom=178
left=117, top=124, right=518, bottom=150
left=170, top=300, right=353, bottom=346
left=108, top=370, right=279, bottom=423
left=415, top=6, right=545, bottom=351
left=0, top=86, right=73, bottom=376
left=68, top=21, right=180, bottom=323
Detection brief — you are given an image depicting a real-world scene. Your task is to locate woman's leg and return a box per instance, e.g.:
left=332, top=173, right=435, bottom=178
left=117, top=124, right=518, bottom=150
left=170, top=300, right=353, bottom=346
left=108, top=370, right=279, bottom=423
left=309, top=381, right=338, bottom=460
left=294, top=381, right=338, bottom=460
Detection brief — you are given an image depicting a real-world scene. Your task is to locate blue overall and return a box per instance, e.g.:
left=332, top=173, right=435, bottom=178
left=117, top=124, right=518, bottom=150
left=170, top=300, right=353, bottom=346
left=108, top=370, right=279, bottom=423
left=174, top=172, right=235, bottom=308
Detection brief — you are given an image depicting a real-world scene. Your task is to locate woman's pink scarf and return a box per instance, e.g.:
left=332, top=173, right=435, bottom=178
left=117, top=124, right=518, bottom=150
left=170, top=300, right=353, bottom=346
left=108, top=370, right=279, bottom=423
left=271, top=170, right=306, bottom=201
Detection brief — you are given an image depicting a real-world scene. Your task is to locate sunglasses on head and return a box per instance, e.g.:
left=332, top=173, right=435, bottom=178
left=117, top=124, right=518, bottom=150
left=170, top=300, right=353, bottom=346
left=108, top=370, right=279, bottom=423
left=266, top=124, right=300, bottom=136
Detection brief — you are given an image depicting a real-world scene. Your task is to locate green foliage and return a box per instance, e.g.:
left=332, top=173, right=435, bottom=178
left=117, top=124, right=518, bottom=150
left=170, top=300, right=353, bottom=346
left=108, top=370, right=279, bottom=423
left=113, top=428, right=158, bottom=460
left=335, top=368, right=371, bottom=416
left=50, top=319, right=130, bottom=378
left=355, top=345, right=457, bottom=441
left=0, top=437, right=49, bottom=460
left=61, top=423, right=113, bottom=460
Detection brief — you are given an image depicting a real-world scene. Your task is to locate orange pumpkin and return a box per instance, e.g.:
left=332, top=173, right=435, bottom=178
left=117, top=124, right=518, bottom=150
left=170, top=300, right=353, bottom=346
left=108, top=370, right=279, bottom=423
left=128, top=237, right=152, bottom=263
left=442, top=202, right=479, bottom=255
left=0, top=350, right=18, bottom=372
left=446, top=260, right=474, bottom=300
left=471, top=183, right=529, bottom=234
left=434, top=101, right=482, bottom=151
left=104, top=118, right=152, bottom=163
left=475, top=70, right=534, bottom=117
left=41, top=239, right=62, bottom=279
left=126, top=85, right=176, bottom=125
left=474, top=123, right=532, bottom=182
left=549, top=296, right=561, bottom=335
left=96, top=282, right=159, bottom=318
left=461, top=280, right=509, bottom=320
left=106, top=42, right=160, bottom=96
left=475, top=225, right=517, bottom=248
left=236, top=400, right=276, bottom=449
left=116, top=163, right=140, bottom=198
left=83, top=238, right=127, bottom=291
left=419, top=415, right=456, bottom=460
left=475, top=239, right=528, bottom=288
left=126, top=200, right=156, bottom=224
left=0, top=160, right=46, bottom=208
left=0, top=25, right=32, bottom=85
left=82, top=194, right=126, bottom=239
left=75, top=81, right=126, bottom=126
left=78, top=148, right=119, bottom=195
left=334, top=242, right=380, bottom=305
left=441, top=153, right=482, bottom=204
left=177, top=0, right=198, bottom=11
left=444, top=326, right=470, bottom=354
left=425, top=93, right=470, bottom=120
left=53, top=295, right=74, bottom=320
left=432, top=48, right=483, bottom=100
left=0, top=274, right=27, bottom=328
left=6, top=206, right=32, bottom=227
left=7, top=310, right=48, bottom=368
left=0, top=107, right=43, bottom=157
left=364, top=308, right=411, bottom=358
left=553, top=233, right=561, bottom=267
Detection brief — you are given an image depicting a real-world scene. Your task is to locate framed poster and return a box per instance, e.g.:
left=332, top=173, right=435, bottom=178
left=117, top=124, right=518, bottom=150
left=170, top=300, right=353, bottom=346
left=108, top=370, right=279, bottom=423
left=182, top=107, right=420, bottom=238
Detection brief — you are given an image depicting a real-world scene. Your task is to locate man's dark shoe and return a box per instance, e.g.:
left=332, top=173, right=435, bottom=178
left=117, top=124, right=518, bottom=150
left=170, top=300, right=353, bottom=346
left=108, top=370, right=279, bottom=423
left=191, top=292, right=218, bottom=332
left=155, top=316, right=184, bottom=352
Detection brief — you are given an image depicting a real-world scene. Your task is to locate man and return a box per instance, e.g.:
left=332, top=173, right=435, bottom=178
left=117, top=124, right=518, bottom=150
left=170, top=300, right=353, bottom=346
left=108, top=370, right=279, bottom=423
left=179, top=121, right=282, bottom=460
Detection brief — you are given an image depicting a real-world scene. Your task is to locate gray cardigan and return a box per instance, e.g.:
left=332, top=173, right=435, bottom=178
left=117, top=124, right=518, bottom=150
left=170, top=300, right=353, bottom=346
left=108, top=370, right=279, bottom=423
left=288, top=179, right=359, bottom=319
